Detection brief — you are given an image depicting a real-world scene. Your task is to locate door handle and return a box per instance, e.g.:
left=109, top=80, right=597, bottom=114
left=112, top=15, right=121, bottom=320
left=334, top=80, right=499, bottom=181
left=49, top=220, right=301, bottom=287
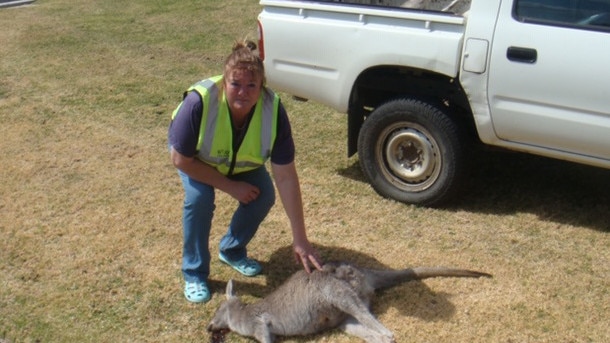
left=506, top=46, right=537, bottom=63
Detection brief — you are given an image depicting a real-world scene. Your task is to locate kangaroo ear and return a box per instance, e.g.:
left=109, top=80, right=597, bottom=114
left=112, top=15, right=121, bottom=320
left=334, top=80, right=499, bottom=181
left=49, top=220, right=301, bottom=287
left=226, top=279, right=235, bottom=299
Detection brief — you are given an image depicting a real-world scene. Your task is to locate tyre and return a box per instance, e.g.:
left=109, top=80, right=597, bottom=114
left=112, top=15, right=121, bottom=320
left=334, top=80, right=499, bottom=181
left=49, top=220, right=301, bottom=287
left=357, top=98, right=467, bottom=207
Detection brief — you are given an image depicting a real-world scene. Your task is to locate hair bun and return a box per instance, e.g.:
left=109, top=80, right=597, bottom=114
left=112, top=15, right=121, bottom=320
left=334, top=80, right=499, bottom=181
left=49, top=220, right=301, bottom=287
left=232, top=40, right=257, bottom=52
left=246, top=40, right=257, bottom=51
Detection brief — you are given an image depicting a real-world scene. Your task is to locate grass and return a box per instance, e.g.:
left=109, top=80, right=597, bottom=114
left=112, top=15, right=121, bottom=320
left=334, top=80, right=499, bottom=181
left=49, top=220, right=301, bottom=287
left=1, top=1, right=609, bottom=342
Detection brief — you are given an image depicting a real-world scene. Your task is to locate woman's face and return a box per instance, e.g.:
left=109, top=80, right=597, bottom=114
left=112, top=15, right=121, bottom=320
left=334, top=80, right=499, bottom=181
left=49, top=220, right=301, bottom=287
left=224, top=69, right=262, bottom=117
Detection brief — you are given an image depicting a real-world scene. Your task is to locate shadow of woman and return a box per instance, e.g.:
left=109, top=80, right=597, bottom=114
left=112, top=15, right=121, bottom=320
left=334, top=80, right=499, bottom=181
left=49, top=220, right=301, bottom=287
left=235, top=244, right=460, bottom=322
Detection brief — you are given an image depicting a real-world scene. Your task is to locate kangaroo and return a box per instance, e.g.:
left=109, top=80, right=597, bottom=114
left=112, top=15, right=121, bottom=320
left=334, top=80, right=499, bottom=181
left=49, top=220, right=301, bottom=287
left=207, top=261, right=491, bottom=343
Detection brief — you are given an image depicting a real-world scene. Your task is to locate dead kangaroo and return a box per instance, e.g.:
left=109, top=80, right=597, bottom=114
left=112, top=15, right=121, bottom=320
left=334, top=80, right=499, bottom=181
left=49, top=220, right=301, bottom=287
left=207, top=261, right=492, bottom=343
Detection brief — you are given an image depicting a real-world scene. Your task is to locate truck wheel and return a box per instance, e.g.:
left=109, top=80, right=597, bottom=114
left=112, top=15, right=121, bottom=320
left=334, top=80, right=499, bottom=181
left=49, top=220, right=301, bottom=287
left=357, top=98, right=467, bottom=207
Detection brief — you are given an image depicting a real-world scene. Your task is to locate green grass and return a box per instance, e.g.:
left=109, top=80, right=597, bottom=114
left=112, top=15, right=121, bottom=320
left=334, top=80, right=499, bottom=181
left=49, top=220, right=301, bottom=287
left=1, top=1, right=609, bottom=342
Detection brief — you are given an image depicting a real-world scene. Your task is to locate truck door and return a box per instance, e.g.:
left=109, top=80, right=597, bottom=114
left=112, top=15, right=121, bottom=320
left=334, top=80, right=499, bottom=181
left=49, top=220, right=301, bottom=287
left=487, top=0, right=610, bottom=160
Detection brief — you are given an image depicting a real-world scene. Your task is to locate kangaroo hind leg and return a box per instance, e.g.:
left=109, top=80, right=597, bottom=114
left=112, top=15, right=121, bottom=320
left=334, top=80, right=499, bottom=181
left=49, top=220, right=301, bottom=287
left=324, top=278, right=394, bottom=342
left=339, top=316, right=396, bottom=343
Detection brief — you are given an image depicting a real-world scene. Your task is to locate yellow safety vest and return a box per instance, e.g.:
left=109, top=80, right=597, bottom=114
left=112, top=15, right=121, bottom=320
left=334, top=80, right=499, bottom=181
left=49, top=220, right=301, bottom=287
left=171, top=75, right=280, bottom=175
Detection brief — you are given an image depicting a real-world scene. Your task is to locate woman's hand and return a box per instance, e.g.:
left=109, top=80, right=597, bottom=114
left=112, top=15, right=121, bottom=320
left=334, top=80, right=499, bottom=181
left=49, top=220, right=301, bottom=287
left=293, top=239, right=323, bottom=273
left=171, top=147, right=260, bottom=204
left=228, top=180, right=260, bottom=204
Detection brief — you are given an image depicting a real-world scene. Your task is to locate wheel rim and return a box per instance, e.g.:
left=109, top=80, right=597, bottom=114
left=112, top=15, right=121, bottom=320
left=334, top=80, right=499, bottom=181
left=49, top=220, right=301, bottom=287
left=378, top=123, right=441, bottom=192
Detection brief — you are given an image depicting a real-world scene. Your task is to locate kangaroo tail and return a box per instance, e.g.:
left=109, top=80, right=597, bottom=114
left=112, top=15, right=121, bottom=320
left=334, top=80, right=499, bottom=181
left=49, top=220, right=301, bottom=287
left=366, top=267, right=492, bottom=290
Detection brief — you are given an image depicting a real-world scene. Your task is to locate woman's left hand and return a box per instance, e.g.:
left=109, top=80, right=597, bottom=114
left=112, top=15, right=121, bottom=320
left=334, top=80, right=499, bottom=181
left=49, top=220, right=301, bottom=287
left=293, top=240, right=323, bottom=273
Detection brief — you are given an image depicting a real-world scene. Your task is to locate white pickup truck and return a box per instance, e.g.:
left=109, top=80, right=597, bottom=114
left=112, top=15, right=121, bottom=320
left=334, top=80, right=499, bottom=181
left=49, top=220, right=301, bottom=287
left=257, top=0, right=610, bottom=206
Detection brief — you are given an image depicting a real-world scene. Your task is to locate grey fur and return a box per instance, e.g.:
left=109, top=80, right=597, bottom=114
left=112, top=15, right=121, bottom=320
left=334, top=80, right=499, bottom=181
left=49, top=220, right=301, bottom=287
left=208, top=261, right=491, bottom=343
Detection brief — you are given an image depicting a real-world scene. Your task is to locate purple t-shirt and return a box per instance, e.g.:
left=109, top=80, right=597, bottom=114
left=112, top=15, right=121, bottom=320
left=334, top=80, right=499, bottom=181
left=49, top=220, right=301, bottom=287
left=168, top=90, right=295, bottom=165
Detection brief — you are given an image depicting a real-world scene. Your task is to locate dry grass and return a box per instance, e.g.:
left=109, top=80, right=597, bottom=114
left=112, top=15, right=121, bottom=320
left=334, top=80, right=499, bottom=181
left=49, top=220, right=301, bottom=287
left=1, top=1, right=609, bottom=342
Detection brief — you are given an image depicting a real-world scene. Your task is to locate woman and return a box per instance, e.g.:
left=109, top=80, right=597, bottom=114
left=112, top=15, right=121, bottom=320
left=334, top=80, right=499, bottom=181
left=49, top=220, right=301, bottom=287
left=168, top=40, right=323, bottom=303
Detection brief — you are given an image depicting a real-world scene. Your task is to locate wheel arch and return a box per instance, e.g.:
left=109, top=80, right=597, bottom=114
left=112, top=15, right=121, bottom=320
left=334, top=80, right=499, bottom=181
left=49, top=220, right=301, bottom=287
left=347, top=65, right=476, bottom=157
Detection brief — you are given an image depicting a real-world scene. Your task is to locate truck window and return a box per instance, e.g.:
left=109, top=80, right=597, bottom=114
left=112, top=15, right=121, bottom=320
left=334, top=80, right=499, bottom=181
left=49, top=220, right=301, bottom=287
left=514, top=0, right=610, bottom=31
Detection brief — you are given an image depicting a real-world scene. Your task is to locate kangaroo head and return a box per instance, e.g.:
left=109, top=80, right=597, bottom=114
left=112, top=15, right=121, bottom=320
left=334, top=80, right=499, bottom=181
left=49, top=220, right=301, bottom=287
left=207, top=279, right=243, bottom=333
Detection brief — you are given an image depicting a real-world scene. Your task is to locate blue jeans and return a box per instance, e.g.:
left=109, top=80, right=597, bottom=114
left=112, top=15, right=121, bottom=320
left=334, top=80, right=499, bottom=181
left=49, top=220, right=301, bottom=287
left=178, top=167, right=275, bottom=283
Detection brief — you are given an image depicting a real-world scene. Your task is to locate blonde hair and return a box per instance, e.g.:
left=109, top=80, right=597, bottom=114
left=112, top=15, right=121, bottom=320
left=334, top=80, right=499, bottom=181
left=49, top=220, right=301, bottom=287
left=223, top=40, right=266, bottom=86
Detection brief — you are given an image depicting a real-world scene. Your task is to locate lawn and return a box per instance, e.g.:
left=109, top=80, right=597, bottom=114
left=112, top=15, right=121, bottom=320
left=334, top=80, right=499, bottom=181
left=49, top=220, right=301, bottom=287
left=0, top=1, right=608, bottom=342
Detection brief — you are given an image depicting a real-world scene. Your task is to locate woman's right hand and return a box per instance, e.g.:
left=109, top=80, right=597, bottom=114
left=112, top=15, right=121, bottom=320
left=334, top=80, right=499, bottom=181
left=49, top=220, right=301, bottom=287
left=229, top=181, right=260, bottom=204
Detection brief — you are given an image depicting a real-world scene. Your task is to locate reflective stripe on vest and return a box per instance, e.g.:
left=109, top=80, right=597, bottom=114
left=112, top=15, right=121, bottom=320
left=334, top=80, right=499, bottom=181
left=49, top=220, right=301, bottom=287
left=172, top=75, right=279, bottom=175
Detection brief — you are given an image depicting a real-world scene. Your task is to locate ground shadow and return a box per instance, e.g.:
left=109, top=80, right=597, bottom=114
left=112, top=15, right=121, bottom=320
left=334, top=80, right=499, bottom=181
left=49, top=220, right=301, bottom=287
left=274, top=244, right=460, bottom=322
left=338, top=149, right=610, bottom=232
left=218, top=243, right=460, bottom=316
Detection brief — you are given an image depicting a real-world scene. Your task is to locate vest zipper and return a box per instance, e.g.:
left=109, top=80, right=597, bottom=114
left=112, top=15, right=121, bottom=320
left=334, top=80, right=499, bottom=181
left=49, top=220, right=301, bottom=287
left=228, top=129, right=247, bottom=176
left=228, top=111, right=253, bottom=176
left=227, top=151, right=237, bottom=176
